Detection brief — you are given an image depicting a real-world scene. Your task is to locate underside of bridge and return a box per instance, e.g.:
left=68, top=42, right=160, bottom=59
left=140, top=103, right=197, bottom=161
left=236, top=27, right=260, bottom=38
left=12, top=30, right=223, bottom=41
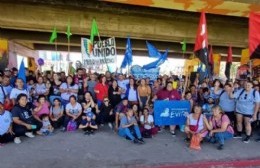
left=0, top=0, right=257, bottom=61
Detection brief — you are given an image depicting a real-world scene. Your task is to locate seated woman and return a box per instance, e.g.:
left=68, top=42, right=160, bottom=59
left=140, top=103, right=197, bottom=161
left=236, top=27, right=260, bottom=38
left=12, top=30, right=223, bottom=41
left=204, top=105, right=234, bottom=150
left=79, top=107, right=98, bottom=135
left=49, top=98, right=64, bottom=129
left=0, top=102, right=14, bottom=145
left=118, top=108, right=144, bottom=144
left=62, top=95, right=82, bottom=131
left=185, top=105, right=208, bottom=142
left=140, top=108, right=158, bottom=138
left=33, top=95, right=50, bottom=123
left=98, top=98, right=114, bottom=128
left=12, top=93, right=43, bottom=144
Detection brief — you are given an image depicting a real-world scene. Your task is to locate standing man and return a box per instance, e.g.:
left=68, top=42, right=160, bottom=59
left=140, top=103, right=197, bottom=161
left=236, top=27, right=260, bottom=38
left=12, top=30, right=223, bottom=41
left=74, top=68, right=88, bottom=103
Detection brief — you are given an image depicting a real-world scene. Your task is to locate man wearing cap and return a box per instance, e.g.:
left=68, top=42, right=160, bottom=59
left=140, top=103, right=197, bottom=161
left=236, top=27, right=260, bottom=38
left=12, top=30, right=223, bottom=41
left=4, top=68, right=11, bottom=77
left=0, top=102, right=14, bottom=145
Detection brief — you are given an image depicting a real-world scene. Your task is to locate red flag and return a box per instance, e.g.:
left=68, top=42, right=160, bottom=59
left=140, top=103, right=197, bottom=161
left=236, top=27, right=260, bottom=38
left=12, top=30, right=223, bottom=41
left=194, top=12, right=208, bottom=53
left=225, top=46, right=233, bottom=80
left=249, top=12, right=260, bottom=59
left=194, top=12, right=211, bottom=77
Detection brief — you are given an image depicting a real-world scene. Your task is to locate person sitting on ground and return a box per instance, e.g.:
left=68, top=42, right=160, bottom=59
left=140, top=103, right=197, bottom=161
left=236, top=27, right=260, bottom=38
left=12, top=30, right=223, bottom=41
left=118, top=108, right=144, bottom=144
left=204, top=105, right=234, bottom=150
left=0, top=102, right=14, bottom=146
left=32, top=95, right=50, bottom=123
left=79, top=107, right=98, bottom=135
left=98, top=98, right=114, bottom=128
left=62, top=95, right=82, bottom=131
left=140, top=108, right=158, bottom=138
left=39, top=114, right=54, bottom=135
left=49, top=98, right=64, bottom=129
left=185, top=105, right=208, bottom=143
left=114, top=98, right=129, bottom=131
left=12, top=93, right=43, bottom=144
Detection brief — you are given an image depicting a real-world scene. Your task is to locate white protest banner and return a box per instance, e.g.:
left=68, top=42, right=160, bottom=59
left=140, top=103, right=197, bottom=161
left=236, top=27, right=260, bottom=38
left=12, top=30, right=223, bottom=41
left=81, top=37, right=117, bottom=71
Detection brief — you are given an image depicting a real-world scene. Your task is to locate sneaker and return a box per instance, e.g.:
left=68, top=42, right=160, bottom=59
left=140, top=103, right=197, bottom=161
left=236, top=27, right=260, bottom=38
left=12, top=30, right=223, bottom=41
left=25, top=132, right=35, bottom=138
left=108, top=123, right=113, bottom=129
left=217, top=144, right=224, bottom=150
left=14, top=137, right=21, bottom=144
left=243, top=136, right=250, bottom=143
left=255, top=138, right=260, bottom=142
left=133, top=138, right=139, bottom=144
left=137, top=138, right=145, bottom=144
left=233, top=133, right=242, bottom=139
left=60, top=127, right=66, bottom=132
left=170, top=131, right=176, bottom=137
left=84, top=131, right=90, bottom=135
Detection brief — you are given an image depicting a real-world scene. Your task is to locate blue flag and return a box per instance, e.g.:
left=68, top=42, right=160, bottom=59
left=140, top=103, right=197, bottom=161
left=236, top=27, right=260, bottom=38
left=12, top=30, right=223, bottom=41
left=121, top=37, right=132, bottom=69
left=146, top=41, right=161, bottom=58
left=18, top=59, right=26, bottom=88
left=143, top=49, right=168, bottom=70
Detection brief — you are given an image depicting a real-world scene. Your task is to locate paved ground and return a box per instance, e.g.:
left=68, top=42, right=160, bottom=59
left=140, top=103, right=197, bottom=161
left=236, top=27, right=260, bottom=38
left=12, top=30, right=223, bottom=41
left=0, top=126, right=260, bottom=168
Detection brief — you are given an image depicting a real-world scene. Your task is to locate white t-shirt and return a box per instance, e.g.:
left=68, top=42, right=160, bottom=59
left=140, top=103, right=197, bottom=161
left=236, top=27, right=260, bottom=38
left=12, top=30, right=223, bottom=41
left=60, top=83, right=79, bottom=101
left=35, top=83, right=47, bottom=96
left=66, top=103, right=82, bottom=115
left=9, top=88, right=30, bottom=100
left=140, top=115, right=154, bottom=129
left=0, top=111, right=12, bottom=136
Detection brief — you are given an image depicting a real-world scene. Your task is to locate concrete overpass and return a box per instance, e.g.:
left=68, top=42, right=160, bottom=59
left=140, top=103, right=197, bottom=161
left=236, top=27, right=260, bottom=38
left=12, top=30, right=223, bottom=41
left=0, top=0, right=255, bottom=61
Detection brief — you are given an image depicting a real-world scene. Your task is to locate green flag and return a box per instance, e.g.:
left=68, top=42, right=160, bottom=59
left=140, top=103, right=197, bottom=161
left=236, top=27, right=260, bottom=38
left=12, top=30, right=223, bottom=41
left=90, top=19, right=99, bottom=43
left=49, top=27, right=57, bottom=43
left=66, top=20, right=72, bottom=40
left=181, top=40, right=187, bottom=53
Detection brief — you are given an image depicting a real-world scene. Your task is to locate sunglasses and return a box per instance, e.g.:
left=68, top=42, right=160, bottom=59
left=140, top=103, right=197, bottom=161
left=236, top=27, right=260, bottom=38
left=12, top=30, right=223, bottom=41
left=244, top=94, right=247, bottom=100
left=104, top=100, right=109, bottom=102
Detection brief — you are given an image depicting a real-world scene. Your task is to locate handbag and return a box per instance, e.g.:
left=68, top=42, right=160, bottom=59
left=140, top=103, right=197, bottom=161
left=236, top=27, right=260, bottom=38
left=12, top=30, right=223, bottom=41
left=0, top=85, right=14, bottom=111
left=189, top=114, right=201, bottom=132
left=190, top=134, right=202, bottom=150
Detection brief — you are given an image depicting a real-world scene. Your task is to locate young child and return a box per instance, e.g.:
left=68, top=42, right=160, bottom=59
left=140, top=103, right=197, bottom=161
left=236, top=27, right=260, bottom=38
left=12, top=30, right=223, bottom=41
left=140, top=108, right=158, bottom=138
left=40, top=114, right=54, bottom=135
left=79, top=107, right=98, bottom=135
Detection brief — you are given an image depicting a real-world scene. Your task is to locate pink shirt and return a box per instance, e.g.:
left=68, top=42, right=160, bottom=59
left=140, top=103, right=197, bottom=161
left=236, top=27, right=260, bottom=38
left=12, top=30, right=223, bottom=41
left=34, top=102, right=50, bottom=117
left=212, top=114, right=234, bottom=134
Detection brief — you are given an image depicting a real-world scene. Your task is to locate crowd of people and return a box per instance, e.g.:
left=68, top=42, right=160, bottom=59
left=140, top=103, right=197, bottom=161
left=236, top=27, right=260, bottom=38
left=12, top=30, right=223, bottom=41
left=0, top=66, right=259, bottom=150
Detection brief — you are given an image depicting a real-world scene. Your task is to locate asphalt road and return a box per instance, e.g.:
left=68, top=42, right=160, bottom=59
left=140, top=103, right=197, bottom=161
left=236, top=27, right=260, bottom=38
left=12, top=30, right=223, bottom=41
left=0, top=126, right=260, bottom=168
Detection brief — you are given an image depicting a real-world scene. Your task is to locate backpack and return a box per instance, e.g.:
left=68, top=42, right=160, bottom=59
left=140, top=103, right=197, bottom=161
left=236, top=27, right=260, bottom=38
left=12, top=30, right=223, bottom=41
left=67, top=120, right=77, bottom=131
left=237, top=89, right=256, bottom=100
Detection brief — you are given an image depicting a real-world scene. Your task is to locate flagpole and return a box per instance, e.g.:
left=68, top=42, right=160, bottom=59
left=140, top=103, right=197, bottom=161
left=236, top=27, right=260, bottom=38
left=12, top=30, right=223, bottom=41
left=55, top=39, right=60, bottom=72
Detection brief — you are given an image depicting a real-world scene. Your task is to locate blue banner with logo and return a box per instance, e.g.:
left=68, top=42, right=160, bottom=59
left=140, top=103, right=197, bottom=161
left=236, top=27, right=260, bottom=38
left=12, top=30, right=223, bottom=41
left=154, top=100, right=190, bottom=126
left=131, top=65, right=159, bottom=81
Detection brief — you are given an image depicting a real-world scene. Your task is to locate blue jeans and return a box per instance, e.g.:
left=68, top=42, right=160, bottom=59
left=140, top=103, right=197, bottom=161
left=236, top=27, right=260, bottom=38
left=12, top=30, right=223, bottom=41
left=118, top=125, right=142, bottom=140
left=214, top=131, right=233, bottom=145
